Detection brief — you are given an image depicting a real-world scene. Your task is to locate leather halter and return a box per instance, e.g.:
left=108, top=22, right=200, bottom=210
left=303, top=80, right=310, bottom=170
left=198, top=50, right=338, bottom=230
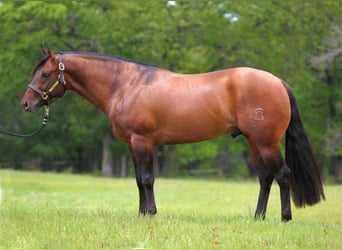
left=28, top=53, right=66, bottom=102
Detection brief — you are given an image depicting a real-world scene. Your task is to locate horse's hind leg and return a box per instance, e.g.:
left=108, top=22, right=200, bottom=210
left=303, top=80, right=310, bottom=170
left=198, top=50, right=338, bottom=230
left=248, top=140, right=274, bottom=220
left=248, top=135, right=292, bottom=221
left=255, top=166, right=274, bottom=220
left=275, top=161, right=292, bottom=222
left=258, top=146, right=292, bottom=222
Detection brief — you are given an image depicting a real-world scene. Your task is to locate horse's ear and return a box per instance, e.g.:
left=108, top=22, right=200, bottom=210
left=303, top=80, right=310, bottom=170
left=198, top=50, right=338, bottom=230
left=40, top=45, right=47, bottom=56
left=49, top=50, right=56, bottom=58
left=40, top=45, right=53, bottom=56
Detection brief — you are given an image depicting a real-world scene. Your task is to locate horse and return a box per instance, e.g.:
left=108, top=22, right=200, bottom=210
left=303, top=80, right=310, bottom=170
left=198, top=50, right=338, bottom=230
left=21, top=48, right=325, bottom=221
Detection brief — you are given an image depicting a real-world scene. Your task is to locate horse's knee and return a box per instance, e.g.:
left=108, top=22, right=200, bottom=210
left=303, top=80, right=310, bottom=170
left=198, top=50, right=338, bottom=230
left=141, top=171, right=155, bottom=184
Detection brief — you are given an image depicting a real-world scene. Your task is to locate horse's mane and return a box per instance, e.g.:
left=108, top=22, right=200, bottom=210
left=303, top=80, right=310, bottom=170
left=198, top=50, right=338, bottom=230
left=58, top=51, right=161, bottom=69
left=31, top=51, right=162, bottom=79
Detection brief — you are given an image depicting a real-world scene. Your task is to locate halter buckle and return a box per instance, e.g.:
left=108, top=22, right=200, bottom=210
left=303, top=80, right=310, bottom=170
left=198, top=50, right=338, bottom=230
left=41, top=92, right=49, bottom=100
left=59, top=62, right=65, bottom=71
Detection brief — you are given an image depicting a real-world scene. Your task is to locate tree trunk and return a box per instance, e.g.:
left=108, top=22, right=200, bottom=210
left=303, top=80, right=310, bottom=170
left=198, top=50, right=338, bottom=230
left=101, top=130, right=113, bottom=177
left=120, top=154, right=128, bottom=177
left=155, top=145, right=172, bottom=176
left=332, top=156, right=342, bottom=183
left=243, top=150, right=257, bottom=177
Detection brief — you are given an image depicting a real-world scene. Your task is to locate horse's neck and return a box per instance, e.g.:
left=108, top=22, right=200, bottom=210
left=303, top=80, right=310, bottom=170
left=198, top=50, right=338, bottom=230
left=65, top=55, right=132, bottom=112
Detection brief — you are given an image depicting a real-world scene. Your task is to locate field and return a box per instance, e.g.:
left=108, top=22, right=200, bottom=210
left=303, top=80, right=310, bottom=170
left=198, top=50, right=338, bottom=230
left=0, top=170, right=341, bottom=249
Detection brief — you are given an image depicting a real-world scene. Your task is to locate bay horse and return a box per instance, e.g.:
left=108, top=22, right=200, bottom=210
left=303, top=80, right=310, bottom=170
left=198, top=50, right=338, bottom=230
left=21, top=48, right=325, bottom=221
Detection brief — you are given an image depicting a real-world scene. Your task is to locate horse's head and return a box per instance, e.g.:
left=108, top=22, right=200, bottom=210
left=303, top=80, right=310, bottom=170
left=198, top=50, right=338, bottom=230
left=21, top=48, right=66, bottom=112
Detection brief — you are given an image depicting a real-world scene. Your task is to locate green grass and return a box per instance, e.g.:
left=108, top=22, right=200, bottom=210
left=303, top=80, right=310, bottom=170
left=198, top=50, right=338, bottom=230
left=0, top=170, right=341, bottom=249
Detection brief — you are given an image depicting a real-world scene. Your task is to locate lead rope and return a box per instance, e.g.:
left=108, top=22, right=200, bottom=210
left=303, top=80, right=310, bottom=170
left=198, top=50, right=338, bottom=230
left=0, top=105, right=49, bottom=138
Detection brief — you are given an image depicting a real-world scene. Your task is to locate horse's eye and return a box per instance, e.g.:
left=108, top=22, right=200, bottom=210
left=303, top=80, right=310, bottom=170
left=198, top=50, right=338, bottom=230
left=42, top=72, right=50, bottom=78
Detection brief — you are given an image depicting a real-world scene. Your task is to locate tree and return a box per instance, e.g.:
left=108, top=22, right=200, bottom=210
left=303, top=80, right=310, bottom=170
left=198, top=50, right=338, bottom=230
left=0, top=0, right=341, bottom=181
left=311, top=24, right=342, bottom=182
left=0, top=1, right=113, bottom=171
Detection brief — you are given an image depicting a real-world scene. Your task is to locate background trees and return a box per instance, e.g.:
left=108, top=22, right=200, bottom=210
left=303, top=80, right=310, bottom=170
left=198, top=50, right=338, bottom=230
left=0, top=1, right=341, bottom=181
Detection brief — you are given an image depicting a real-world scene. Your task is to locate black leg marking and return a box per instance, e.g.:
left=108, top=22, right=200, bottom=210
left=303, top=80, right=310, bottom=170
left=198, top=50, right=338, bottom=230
left=255, top=165, right=274, bottom=220
left=130, top=138, right=157, bottom=215
left=275, top=164, right=292, bottom=222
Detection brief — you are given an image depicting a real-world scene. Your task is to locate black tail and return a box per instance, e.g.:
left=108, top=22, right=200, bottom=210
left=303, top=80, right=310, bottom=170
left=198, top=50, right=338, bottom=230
left=283, top=82, right=325, bottom=207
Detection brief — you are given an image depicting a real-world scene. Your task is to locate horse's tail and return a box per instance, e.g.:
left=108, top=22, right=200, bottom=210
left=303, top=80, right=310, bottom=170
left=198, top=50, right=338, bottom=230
left=283, top=82, right=325, bottom=207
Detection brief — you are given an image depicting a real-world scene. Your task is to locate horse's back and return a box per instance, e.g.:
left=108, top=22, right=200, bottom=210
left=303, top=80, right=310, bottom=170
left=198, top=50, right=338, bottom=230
left=149, top=70, right=237, bottom=144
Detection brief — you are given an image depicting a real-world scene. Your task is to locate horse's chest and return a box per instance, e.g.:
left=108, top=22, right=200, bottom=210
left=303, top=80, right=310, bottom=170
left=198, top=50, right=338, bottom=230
left=110, top=112, right=154, bottom=145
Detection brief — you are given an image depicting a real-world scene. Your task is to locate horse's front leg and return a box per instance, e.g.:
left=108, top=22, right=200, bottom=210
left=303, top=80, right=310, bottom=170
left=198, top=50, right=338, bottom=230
left=130, top=136, right=157, bottom=215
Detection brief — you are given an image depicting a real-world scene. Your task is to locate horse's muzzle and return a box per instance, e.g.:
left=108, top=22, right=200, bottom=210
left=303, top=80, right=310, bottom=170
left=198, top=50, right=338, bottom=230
left=21, top=99, right=41, bottom=113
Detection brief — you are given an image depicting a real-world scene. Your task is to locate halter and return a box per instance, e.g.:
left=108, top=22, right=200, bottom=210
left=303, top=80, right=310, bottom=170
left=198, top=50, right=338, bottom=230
left=28, top=53, right=66, bottom=103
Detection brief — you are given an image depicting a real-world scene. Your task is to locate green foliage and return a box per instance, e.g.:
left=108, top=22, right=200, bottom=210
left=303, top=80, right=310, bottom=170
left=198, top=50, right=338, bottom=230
left=0, top=1, right=341, bottom=176
left=173, top=140, right=219, bottom=169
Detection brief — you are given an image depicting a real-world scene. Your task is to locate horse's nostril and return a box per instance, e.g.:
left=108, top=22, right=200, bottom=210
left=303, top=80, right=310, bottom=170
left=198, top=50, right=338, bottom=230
left=23, top=101, right=29, bottom=111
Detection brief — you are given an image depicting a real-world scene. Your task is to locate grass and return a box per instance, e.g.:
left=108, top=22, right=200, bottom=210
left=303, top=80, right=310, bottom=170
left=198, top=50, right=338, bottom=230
left=0, top=170, right=341, bottom=249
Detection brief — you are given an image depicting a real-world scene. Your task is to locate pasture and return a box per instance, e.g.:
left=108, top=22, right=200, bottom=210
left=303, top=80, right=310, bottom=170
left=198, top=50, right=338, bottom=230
left=0, top=170, right=341, bottom=249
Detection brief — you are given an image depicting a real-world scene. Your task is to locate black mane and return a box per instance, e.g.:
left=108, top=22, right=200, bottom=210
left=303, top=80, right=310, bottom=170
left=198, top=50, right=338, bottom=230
left=58, top=51, right=161, bottom=69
